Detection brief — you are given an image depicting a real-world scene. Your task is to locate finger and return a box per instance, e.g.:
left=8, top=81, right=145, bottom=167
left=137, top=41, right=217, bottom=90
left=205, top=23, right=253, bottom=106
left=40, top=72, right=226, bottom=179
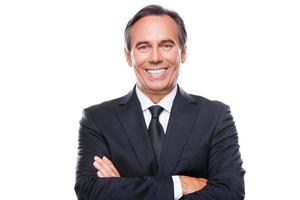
left=198, top=178, right=208, bottom=183
left=197, top=178, right=207, bottom=190
left=93, top=160, right=101, bottom=171
left=102, top=156, right=114, bottom=166
left=98, top=163, right=112, bottom=177
left=94, top=157, right=114, bottom=177
left=94, top=156, right=103, bottom=163
left=97, top=171, right=103, bottom=178
left=94, top=156, right=119, bottom=177
left=97, top=157, right=118, bottom=177
left=94, top=161, right=112, bottom=177
left=103, top=156, right=120, bottom=177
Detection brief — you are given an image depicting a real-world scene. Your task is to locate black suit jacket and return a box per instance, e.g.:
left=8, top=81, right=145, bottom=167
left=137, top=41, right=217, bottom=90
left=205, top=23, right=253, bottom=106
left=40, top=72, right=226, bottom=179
left=75, top=86, right=245, bottom=200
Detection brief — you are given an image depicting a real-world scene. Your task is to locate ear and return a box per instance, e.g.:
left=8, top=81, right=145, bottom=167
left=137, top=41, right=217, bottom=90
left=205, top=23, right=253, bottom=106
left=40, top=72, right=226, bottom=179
left=124, top=48, right=132, bottom=67
left=180, top=45, right=187, bottom=63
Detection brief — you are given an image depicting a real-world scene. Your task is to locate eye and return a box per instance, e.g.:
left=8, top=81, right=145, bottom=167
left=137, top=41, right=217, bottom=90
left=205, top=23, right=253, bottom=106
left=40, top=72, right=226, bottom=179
left=161, top=43, right=174, bottom=51
left=137, top=44, right=150, bottom=52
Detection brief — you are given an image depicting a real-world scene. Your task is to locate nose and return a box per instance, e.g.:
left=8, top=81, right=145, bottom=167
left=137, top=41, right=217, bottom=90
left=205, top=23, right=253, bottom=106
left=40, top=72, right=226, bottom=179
left=149, top=47, right=163, bottom=64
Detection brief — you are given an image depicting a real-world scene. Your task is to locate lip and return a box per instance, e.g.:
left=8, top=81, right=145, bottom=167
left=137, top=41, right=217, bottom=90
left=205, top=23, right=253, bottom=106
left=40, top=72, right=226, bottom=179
left=144, top=67, right=168, bottom=79
left=145, top=67, right=167, bottom=70
left=144, top=67, right=168, bottom=73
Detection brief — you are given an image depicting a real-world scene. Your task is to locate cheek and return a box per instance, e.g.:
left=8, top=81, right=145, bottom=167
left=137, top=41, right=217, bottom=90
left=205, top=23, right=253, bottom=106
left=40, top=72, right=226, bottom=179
left=132, top=52, right=148, bottom=67
left=164, top=50, right=181, bottom=65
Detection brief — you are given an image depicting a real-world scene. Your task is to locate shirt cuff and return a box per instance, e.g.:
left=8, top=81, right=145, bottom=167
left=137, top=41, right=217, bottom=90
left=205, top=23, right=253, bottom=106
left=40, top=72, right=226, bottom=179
left=172, top=175, right=183, bottom=200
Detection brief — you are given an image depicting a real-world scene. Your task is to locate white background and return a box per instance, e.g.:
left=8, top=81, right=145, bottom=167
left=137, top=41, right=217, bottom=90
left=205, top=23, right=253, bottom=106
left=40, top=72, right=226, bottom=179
left=1, top=0, right=299, bottom=199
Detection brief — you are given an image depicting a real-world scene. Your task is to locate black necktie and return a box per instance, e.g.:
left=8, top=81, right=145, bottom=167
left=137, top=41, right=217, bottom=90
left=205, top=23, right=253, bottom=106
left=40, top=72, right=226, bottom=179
left=148, top=105, right=165, bottom=165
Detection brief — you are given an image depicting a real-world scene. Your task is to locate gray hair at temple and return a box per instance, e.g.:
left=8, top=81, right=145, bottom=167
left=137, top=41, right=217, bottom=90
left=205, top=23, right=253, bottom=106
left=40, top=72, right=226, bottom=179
left=124, top=5, right=187, bottom=52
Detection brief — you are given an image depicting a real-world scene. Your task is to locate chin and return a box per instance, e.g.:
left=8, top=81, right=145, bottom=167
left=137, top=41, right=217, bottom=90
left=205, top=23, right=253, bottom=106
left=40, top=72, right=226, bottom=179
left=146, top=82, right=172, bottom=93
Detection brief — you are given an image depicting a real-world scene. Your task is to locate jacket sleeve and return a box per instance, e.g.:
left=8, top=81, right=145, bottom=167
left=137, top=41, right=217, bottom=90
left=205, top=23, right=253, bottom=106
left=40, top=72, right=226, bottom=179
left=74, top=109, right=174, bottom=200
left=181, top=105, right=245, bottom=200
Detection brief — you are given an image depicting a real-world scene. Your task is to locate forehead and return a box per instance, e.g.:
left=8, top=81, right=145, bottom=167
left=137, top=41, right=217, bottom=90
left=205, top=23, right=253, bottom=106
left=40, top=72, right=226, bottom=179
left=130, top=15, right=180, bottom=45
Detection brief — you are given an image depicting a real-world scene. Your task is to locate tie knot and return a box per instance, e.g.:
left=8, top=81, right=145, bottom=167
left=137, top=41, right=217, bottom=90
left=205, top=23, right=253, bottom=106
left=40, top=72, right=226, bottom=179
left=148, top=105, right=164, bottom=118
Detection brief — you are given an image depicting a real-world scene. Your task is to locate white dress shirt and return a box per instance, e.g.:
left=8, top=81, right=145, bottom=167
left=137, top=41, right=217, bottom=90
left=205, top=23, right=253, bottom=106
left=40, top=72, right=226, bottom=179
left=135, top=86, right=183, bottom=200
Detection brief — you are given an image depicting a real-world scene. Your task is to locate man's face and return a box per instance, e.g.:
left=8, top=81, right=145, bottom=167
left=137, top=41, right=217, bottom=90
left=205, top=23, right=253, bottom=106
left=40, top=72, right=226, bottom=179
left=125, top=15, right=186, bottom=97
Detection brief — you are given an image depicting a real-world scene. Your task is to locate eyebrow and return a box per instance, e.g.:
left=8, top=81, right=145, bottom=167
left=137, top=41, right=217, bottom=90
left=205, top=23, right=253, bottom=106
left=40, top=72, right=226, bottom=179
left=135, top=40, right=176, bottom=48
left=160, top=40, right=176, bottom=44
left=135, top=41, right=149, bottom=48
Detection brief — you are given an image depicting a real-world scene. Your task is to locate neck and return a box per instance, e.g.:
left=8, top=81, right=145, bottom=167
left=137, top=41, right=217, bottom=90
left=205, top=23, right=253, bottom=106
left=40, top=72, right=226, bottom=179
left=147, top=94, right=166, bottom=104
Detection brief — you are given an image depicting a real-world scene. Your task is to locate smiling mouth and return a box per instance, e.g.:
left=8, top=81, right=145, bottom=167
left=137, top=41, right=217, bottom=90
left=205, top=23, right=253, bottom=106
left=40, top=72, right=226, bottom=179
left=145, top=68, right=167, bottom=76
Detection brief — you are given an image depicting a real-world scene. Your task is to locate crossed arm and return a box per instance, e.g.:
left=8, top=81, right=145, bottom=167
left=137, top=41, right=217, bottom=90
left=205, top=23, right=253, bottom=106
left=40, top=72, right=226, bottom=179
left=75, top=105, right=245, bottom=200
left=93, top=155, right=207, bottom=196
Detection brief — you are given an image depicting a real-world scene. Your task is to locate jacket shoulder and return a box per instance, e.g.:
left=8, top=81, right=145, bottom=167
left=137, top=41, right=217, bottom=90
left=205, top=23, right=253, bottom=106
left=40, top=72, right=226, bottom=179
left=85, top=97, right=121, bottom=112
left=82, top=92, right=129, bottom=120
left=189, top=93, right=228, bottom=114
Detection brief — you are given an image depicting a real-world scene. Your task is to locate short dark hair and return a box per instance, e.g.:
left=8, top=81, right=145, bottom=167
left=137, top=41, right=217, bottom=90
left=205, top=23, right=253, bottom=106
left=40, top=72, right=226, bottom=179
left=124, top=5, right=187, bottom=51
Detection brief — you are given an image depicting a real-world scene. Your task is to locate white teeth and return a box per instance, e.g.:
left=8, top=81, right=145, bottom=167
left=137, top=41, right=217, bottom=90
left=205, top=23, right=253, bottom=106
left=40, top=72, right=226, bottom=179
left=146, top=68, right=167, bottom=75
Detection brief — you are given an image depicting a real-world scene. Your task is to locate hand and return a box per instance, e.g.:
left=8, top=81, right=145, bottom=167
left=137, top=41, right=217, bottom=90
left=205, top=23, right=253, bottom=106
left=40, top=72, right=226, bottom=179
left=179, top=175, right=207, bottom=195
left=93, top=156, right=120, bottom=177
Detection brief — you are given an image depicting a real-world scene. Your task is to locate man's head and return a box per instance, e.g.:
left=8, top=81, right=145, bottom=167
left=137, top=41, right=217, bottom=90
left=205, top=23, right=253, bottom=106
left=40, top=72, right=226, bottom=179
left=124, top=5, right=187, bottom=102
left=125, top=5, right=187, bottom=52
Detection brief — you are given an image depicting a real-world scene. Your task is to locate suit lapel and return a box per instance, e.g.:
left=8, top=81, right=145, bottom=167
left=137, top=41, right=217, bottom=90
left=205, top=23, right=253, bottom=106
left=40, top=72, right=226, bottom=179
left=116, top=88, right=157, bottom=175
left=158, top=87, right=199, bottom=175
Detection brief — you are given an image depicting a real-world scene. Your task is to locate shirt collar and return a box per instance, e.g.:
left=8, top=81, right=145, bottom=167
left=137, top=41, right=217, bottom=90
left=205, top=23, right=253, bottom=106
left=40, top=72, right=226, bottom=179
left=136, top=85, right=177, bottom=113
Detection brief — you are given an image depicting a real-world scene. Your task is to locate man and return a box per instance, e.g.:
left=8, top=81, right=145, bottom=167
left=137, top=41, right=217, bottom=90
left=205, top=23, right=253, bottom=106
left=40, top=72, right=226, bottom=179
left=75, top=5, right=245, bottom=200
